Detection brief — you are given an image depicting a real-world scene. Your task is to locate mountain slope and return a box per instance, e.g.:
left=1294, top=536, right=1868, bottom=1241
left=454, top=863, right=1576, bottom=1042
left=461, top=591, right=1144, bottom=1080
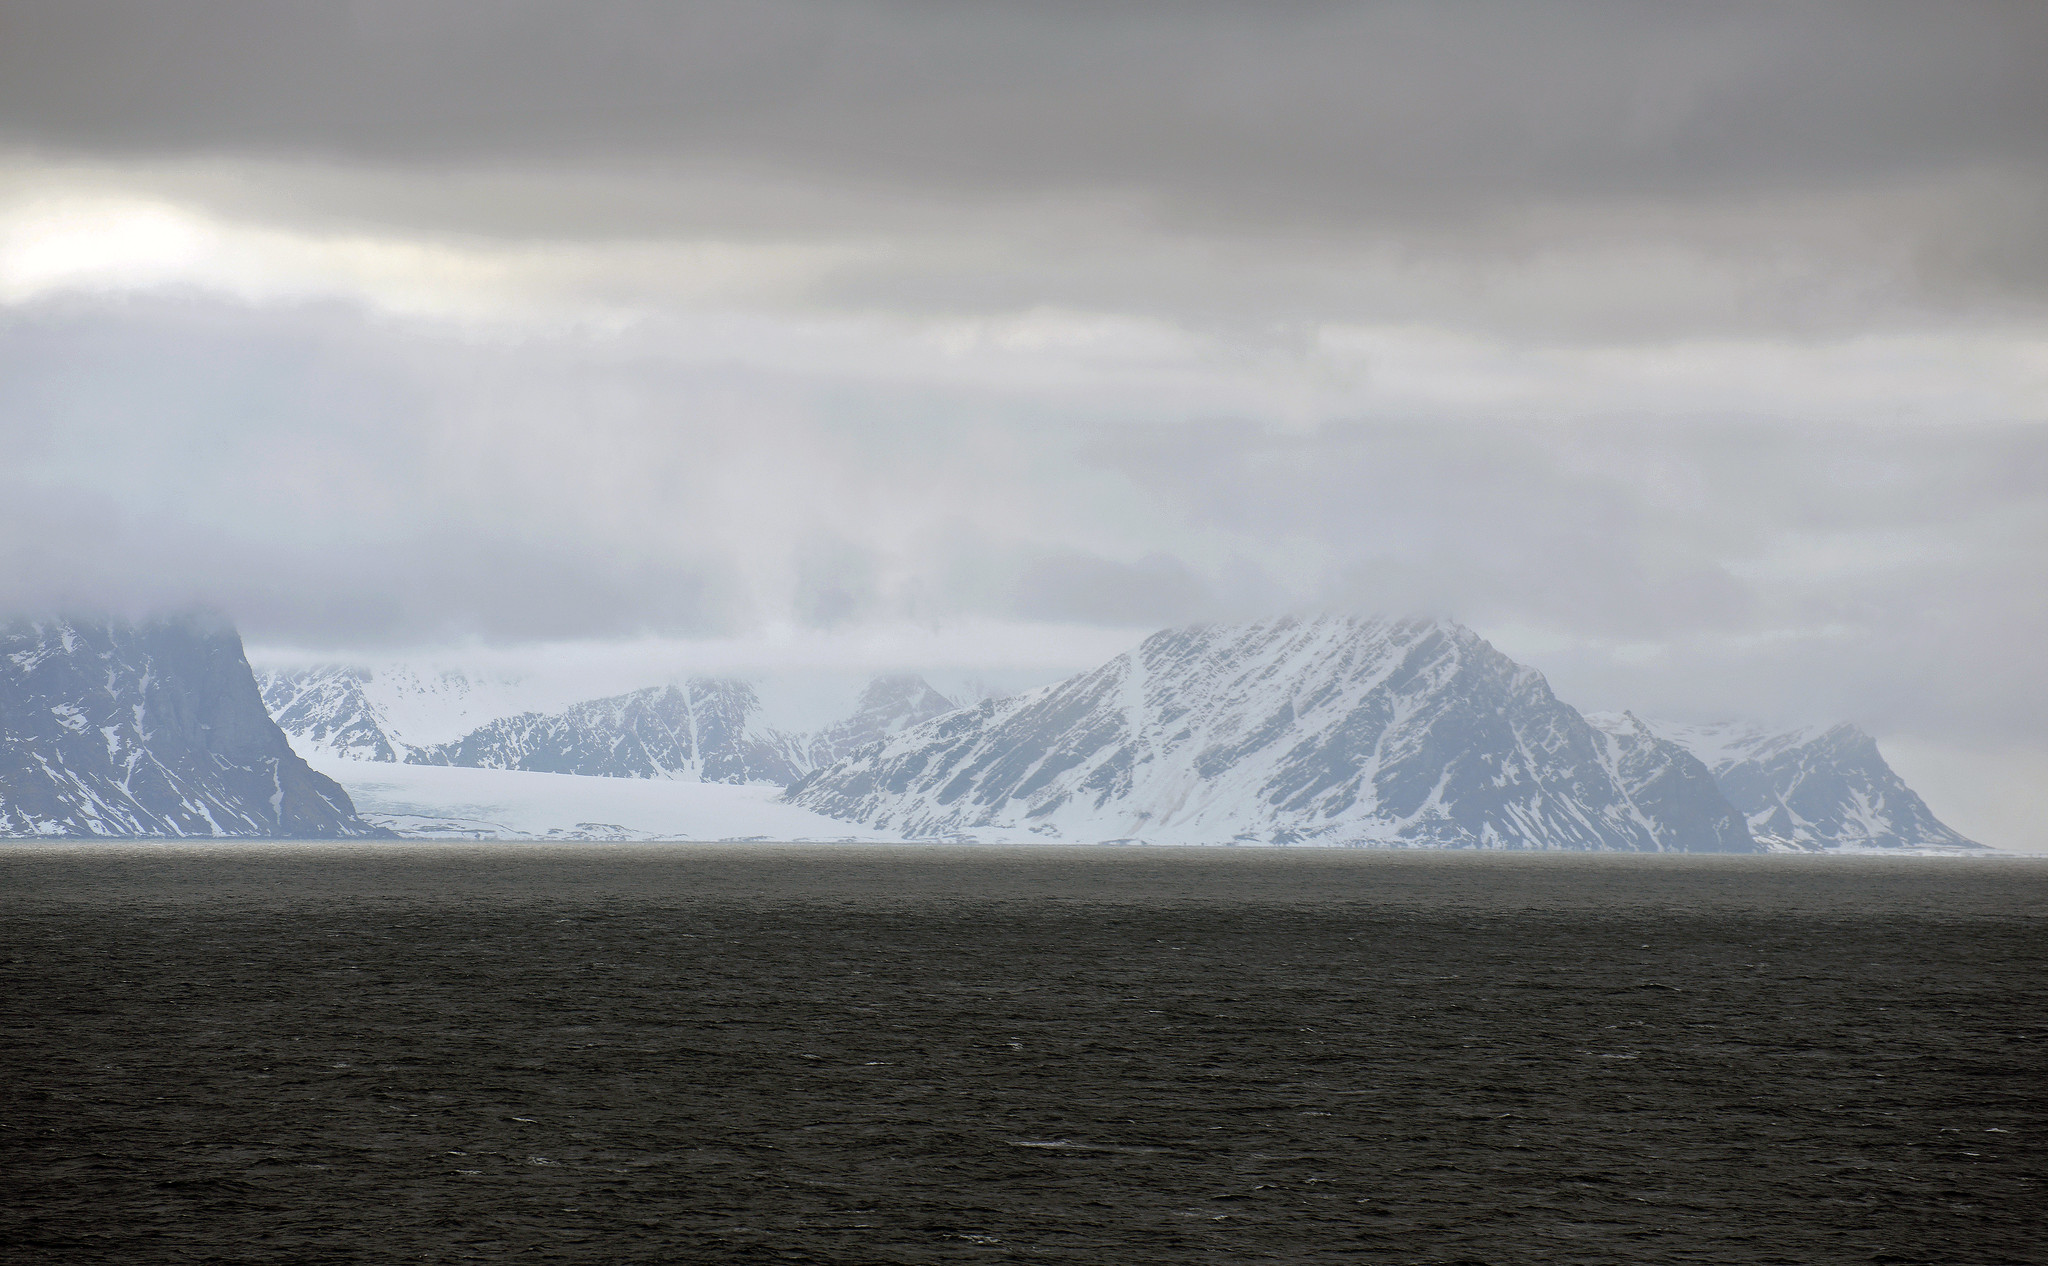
left=1, top=617, right=382, bottom=837
left=259, top=665, right=400, bottom=760
left=1583, top=711, right=1766, bottom=853
left=804, top=675, right=960, bottom=768
left=787, top=616, right=1758, bottom=851
left=410, top=679, right=805, bottom=785
left=257, top=664, right=536, bottom=761
left=1635, top=718, right=1980, bottom=850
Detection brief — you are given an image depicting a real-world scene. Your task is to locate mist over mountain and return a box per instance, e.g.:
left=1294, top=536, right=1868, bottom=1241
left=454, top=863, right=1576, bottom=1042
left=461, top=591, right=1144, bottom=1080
left=803, top=675, right=961, bottom=769
left=1, top=617, right=380, bottom=837
left=4, top=14, right=2039, bottom=1260
left=0, top=3, right=2036, bottom=846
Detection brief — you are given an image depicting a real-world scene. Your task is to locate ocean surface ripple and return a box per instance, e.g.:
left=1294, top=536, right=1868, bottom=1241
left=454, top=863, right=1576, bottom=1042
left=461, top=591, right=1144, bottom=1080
left=3, top=845, right=2043, bottom=1264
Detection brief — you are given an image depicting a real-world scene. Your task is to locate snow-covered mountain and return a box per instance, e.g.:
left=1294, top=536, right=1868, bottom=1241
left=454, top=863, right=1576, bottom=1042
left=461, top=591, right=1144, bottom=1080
left=1626, top=717, right=1980, bottom=850
left=261, top=661, right=970, bottom=790
left=408, top=678, right=808, bottom=785
left=257, top=664, right=537, bottom=761
left=259, top=665, right=400, bottom=760
left=2, top=617, right=381, bottom=837
left=803, top=674, right=960, bottom=768
left=242, top=626, right=1977, bottom=850
left=786, top=616, right=1759, bottom=851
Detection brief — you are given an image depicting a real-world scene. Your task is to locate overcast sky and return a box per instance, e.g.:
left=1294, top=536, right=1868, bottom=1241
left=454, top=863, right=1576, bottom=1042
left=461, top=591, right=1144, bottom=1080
left=1, top=1, right=2042, bottom=844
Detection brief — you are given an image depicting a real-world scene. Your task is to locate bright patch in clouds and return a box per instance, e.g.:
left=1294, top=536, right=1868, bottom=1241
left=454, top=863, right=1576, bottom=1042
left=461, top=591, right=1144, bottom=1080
left=0, top=180, right=857, bottom=320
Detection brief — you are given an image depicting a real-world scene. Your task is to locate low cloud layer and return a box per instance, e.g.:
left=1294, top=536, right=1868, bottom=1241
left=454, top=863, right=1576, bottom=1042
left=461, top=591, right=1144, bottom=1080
left=4, top=293, right=2039, bottom=749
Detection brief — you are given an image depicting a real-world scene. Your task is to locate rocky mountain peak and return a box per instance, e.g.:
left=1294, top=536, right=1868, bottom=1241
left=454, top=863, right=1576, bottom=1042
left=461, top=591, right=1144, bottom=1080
left=805, top=674, right=961, bottom=768
left=788, top=614, right=1757, bottom=851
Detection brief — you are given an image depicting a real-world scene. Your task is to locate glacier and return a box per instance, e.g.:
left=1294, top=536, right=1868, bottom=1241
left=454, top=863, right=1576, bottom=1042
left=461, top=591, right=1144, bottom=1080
left=311, top=756, right=894, bottom=842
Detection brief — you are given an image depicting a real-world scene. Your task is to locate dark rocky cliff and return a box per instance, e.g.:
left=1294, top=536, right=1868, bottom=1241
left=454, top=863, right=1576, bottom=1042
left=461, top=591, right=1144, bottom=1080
left=0, top=615, right=383, bottom=837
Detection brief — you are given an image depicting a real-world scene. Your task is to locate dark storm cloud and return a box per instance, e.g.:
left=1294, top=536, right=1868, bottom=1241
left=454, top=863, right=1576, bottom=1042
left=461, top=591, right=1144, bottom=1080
left=2, top=2, right=2042, bottom=264
left=3, top=2, right=2039, bottom=190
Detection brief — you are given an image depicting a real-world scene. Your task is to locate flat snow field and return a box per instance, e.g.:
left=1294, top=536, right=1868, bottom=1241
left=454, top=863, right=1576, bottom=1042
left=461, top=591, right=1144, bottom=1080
left=308, top=757, right=893, bottom=842
left=305, top=758, right=2024, bottom=850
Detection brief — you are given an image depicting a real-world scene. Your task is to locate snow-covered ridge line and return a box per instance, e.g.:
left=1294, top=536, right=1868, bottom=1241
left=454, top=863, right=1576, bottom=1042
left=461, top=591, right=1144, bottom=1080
left=257, top=663, right=561, bottom=762
left=259, top=664, right=963, bottom=787
left=406, top=679, right=807, bottom=784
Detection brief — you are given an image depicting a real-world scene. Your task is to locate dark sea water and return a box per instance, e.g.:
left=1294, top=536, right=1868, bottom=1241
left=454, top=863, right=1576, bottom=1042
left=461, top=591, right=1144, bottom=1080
left=3, top=845, right=2043, bottom=1264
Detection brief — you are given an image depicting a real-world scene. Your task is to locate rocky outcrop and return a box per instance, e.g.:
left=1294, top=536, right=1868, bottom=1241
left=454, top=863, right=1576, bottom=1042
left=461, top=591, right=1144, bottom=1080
left=259, top=664, right=401, bottom=761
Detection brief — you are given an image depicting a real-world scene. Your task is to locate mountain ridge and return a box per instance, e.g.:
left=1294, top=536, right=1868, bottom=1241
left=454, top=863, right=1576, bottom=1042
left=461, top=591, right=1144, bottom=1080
left=406, top=678, right=807, bottom=785
left=262, top=664, right=969, bottom=787
left=245, top=620, right=1980, bottom=850
left=803, top=674, right=961, bottom=769
left=786, top=616, right=1760, bottom=851
left=1616, top=715, right=1980, bottom=850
